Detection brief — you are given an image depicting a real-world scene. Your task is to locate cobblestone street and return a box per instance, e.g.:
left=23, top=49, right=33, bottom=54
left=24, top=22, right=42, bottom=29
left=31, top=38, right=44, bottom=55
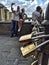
left=0, top=35, right=35, bottom=65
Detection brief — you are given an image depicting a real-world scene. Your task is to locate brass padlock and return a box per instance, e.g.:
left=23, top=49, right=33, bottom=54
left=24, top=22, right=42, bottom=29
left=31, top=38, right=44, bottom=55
left=20, top=40, right=49, bottom=56
left=20, top=43, right=36, bottom=56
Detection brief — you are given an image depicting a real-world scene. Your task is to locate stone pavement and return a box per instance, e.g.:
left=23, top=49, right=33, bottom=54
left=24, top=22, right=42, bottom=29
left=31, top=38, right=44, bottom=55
left=0, top=35, right=36, bottom=65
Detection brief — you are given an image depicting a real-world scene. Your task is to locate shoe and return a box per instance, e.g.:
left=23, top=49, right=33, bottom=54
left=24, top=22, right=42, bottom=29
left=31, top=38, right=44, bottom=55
left=18, top=28, right=21, bottom=32
left=10, top=34, right=14, bottom=37
left=14, top=34, right=18, bottom=37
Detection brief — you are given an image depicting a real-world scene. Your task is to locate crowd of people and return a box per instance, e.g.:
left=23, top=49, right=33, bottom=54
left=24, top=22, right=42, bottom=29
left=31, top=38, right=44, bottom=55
left=10, top=3, right=44, bottom=37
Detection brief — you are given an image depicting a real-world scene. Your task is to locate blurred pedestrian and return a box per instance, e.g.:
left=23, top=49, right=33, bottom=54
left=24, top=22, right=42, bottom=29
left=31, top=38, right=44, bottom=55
left=18, top=8, right=27, bottom=32
left=11, top=3, right=20, bottom=37
left=32, top=6, right=44, bottom=25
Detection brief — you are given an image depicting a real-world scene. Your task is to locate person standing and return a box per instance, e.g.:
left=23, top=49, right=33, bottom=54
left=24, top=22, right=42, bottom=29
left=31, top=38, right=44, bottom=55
left=32, top=6, right=44, bottom=25
left=32, top=6, right=44, bottom=65
left=18, top=8, right=27, bottom=32
left=11, top=3, right=20, bottom=37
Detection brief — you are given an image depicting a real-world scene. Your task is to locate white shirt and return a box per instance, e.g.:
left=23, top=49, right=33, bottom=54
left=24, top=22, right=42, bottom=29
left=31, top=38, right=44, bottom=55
left=13, top=11, right=19, bottom=21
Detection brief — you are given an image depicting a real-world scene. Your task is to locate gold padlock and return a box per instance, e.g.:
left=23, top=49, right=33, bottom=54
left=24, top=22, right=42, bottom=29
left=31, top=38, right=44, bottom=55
left=20, top=40, right=49, bottom=56
left=20, top=43, right=36, bottom=56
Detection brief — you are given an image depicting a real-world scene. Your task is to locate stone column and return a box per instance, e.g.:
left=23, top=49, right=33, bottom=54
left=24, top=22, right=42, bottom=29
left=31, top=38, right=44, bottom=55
left=0, top=9, right=1, bottom=20
left=7, top=11, right=9, bottom=20
left=11, top=13, right=14, bottom=20
left=1, top=8, right=5, bottom=21
left=9, top=12, right=13, bottom=20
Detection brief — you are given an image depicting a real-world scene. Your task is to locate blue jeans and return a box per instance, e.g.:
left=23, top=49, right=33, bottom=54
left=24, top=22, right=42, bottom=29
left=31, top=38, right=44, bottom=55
left=11, top=20, right=18, bottom=36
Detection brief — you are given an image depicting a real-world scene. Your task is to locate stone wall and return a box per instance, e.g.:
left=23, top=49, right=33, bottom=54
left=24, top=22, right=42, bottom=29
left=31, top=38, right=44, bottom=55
left=0, top=22, right=11, bottom=35
left=0, top=21, right=33, bottom=36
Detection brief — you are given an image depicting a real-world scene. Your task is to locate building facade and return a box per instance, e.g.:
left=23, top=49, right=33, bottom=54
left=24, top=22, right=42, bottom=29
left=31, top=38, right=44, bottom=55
left=0, top=3, right=13, bottom=21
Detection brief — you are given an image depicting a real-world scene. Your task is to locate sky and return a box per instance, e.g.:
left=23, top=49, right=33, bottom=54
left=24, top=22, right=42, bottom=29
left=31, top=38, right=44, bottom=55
left=0, top=0, right=49, bottom=16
